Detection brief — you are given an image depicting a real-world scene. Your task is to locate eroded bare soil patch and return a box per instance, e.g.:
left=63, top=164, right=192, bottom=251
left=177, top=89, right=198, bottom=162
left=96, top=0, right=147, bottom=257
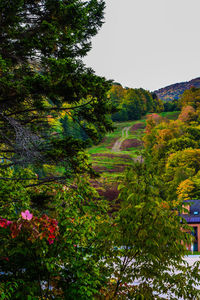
left=130, top=122, right=146, bottom=133
left=120, top=139, right=143, bottom=150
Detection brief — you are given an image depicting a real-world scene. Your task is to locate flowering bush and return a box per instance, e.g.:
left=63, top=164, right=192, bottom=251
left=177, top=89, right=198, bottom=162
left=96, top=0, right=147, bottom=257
left=0, top=179, right=113, bottom=299
left=0, top=210, right=59, bottom=245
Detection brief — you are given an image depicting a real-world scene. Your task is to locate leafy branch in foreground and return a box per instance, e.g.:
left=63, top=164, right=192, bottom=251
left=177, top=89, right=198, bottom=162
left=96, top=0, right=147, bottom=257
left=101, top=164, right=200, bottom=299
left=0, top=175, right=113, bottom=299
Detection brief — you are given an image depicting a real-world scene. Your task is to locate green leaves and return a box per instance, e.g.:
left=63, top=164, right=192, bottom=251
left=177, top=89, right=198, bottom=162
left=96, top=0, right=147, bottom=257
left=106, top=163, right=200, bottom=298
left=0, top=0, right=113, bottom=182
left=109, top=85, right=163, bottom=123
left=0, top=176, right=112, bottom=299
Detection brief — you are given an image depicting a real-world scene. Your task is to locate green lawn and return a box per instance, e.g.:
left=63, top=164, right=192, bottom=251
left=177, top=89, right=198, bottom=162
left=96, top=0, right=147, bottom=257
left=186, top=251, right=200, bottom=255
left=159, top=111, right=180, bottom=120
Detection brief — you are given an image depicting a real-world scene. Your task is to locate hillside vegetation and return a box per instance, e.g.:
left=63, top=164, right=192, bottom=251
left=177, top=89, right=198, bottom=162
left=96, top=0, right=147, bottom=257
left=89, top=120, right=145, bottom=171
left=109, top=83, right=164, bottom=122
left=145, top=87, right=200, bottom=202
left=88, top=111, right=179, bottom=202
left=155, top=77, right=200, bottom=101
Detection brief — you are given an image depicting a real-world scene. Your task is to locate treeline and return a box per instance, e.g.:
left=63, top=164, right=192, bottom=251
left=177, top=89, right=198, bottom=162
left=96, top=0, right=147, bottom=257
left=108, top=83, right=164, bottom=122
left=144, top=86, right=200, bottom=201
left=163, top=98, right=180, bottom=112
left=49, top=83, right=165, bottom=144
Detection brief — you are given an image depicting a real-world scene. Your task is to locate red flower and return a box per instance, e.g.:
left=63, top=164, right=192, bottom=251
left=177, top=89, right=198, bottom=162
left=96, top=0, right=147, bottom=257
left=49, top=226, right=55, bottom=233
left=0, top=219, right=12, bottom=228
left=1, top=257, right=9, bottom=261
left=48, top=238, right=54, bottom=245
left=52, top=219, right=58, bottom=226
left=0, top=219, right=6, bottom=228
left=48, top=234, right=55, bottom=239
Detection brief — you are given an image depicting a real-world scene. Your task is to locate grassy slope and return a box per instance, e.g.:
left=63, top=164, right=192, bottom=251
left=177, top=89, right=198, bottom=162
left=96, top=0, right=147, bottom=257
left=89, top=120, right=143, bottom=155
left=87, top=119, right=145, bottom=188
left=87, top=111, right=180, bottom=203
left=159, top=111, right=180, bottom=120
left=88, top=112, right=180, bottom=184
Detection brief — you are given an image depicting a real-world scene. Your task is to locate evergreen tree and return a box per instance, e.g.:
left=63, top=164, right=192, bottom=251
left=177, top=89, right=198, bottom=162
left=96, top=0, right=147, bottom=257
left=0, top=0, right=113, bottom=183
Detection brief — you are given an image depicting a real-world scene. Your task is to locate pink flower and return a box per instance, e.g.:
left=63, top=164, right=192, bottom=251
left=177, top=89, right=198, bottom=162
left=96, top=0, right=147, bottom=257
left=48, top=238, right=54, bottom=245
left=0, top=219, right=13, bottom=228
left=52, top=219, right=58, bottom=226
left=6, top=220, right=12, bottom=226
left=21, top=210, right=33, bottom=221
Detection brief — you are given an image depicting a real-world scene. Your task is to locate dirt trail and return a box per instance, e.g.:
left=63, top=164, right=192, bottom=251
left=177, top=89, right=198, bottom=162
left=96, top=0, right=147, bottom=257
left=112, top=126, right=131, bottom=152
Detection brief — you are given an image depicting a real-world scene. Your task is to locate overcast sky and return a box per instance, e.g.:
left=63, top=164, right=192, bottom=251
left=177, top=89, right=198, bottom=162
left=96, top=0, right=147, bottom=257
left=84, top=0, right=200, bottom=91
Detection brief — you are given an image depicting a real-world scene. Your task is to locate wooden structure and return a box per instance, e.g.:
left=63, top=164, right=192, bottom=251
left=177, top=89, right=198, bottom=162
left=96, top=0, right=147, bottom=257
left=181, top=200, right=200, bottom=251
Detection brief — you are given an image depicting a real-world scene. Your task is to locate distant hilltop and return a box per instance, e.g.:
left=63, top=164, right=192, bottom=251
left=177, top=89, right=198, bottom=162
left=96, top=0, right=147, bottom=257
left=154, top=77, right=200, bottom=101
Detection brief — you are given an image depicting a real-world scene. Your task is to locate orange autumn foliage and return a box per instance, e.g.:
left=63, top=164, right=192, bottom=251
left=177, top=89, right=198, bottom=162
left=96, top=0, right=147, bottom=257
left=178, top=105, right=196, bottom=123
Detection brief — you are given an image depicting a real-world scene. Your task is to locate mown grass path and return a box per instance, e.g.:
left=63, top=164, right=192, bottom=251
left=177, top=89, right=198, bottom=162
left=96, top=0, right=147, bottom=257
left=112, top=126, right=132, bottom=152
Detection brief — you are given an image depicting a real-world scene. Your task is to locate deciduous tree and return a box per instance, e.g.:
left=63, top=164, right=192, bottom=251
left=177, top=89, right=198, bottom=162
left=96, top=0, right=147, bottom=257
left=104, top=165, right=200, bottom=299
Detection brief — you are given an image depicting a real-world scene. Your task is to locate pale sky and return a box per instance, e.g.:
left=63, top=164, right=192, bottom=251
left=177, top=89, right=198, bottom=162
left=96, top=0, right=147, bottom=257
left=84, top=0, right=200, bottom=91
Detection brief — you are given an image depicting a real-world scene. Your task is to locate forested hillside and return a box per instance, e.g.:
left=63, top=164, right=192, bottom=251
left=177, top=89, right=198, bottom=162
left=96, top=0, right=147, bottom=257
left=155, top=77, right=200, bottom=101
left=144, top=87, right=200, bottom=201
left=48, top=83, right=164, bottom=153
left=109, top=83, right=164, bottom=122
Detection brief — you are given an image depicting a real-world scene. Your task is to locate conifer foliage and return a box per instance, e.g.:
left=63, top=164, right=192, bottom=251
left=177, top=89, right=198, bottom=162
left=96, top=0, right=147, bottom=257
left=0, top=0, right=113, bottom=181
